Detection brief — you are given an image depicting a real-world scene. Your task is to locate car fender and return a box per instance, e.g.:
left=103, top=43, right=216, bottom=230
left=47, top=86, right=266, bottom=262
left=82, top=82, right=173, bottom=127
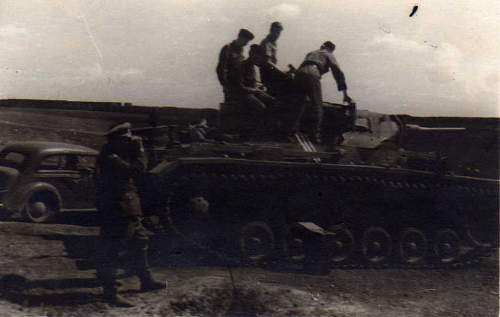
left=5, top=182, right=62, bottom=212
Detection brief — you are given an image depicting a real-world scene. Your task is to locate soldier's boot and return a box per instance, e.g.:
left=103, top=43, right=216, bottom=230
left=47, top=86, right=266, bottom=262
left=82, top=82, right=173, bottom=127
left=103, top=287, right=134, bottom=307
left=137, top=270, right=165, bottom=292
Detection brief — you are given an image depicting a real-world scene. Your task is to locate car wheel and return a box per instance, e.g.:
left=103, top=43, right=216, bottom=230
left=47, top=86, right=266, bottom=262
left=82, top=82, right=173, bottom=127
left=23, top=192, right=58, bottom=223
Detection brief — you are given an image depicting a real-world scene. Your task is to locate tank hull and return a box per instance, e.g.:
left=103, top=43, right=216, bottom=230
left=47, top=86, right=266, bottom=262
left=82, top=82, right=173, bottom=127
left=148, top=157, right=499, bottom=268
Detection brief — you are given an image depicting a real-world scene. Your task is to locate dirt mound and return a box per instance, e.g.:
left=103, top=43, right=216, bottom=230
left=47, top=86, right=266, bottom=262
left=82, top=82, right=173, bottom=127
left=164, top=276, right=335, bottom=317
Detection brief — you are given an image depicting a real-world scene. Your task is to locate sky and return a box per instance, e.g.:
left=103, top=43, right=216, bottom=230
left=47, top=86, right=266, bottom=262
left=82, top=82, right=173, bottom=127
left=0, top=0, right=498, bottom=117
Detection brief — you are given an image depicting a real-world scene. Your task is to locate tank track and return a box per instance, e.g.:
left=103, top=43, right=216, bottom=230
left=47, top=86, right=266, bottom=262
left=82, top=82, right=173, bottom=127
left=160, top=158, right=499, bottom=270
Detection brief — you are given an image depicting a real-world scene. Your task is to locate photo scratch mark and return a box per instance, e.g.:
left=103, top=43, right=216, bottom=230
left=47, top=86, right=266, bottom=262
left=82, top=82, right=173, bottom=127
left=378, top=24, right=391, bottom=34
left=409, top=5, right=419, bottom=17
left=424, top=40, right=438, bottom=49
left=79, top=14, right=103, bottom=60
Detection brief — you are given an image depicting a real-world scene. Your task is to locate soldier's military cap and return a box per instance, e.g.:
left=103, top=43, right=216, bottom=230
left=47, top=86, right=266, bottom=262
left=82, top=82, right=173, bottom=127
left=322, top=41, right=336, bottom=51
left=238, top=28, right=255, bottom=40
left=271, top=21, right=283, bottom=30
left=107, top=122, right=131, bottom=137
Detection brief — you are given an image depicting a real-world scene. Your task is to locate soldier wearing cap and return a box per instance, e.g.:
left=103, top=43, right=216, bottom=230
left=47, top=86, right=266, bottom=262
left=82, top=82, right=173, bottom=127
left=292, top=41, right=353, bottom=143
left=95, top=122, right=164, bottom=307
left=259, top=21, right=284, bottom=96
left=216, top=28, right=255, bottom=101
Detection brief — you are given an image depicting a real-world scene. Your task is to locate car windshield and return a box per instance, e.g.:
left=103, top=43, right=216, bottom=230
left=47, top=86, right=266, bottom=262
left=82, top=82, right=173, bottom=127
left=0, top=151, right=28, bottom=170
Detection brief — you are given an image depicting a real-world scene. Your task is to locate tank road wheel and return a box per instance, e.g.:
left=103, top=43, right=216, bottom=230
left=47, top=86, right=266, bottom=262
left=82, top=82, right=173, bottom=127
left=399, top=228, right=428, bottom=264
left=239, top=221, right=275, bottom=264
left=362, top=227, right=392, bottom=264
left=286, top=225, right=305, bottom=263
left=433, top=229, right=460, bottom=264
left=328, top=226, right=355, bottom=263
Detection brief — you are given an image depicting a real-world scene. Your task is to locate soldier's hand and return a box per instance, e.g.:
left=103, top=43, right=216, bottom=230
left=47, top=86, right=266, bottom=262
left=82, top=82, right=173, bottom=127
left=343, top=94, right=353, bottom=104
left=256, top=89, right=274, bottom=100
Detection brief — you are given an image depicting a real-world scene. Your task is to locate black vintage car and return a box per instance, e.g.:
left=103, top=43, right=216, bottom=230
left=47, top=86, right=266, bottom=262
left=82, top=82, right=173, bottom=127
left=0, top=141, right=98, bottom=222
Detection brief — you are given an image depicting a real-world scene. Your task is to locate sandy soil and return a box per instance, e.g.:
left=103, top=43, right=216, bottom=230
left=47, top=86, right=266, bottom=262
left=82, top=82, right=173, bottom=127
left=0, top=220, right=498, bottom=317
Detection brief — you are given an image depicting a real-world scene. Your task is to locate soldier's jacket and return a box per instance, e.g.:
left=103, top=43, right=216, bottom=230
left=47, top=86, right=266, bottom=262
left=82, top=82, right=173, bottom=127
left=95, top=137, right=147, bottom=222
left=226, top=58, right=260, bottom=94
left=299, top=48, right=347, bottom=91
left=216, top=41, right=245, bottom=87
left=260, top=35, right=278, bottom=65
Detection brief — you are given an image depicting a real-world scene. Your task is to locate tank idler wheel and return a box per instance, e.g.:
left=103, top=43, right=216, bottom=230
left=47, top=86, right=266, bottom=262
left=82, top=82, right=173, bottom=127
left=239, top=221, right=275, bottom=264
left=362, top=227, right=392, bottom=264
left=433, top=229, right=460, bottom=264
left=328, top=226, right=355, bottom=263
left=399, top=228, right=428, bottom=264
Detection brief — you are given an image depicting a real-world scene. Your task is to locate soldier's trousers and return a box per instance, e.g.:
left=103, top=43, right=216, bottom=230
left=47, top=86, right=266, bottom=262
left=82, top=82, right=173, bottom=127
left=95, top=217, right=151, bottom=289
left=292, top=71, right=323, bottom=138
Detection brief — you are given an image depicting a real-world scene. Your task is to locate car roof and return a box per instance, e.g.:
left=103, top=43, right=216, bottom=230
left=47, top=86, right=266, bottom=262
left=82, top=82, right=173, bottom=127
left=1, top=141, right=98, bottom=156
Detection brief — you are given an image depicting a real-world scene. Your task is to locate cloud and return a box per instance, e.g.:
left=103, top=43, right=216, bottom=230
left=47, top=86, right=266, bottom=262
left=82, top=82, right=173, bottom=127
left=369, top=33, right=427, bottom=52
left=265, top=3, right=302, bottom=19
left=0, top=24, right=28, bottom=37
left=0, top=24, right=29, bottom=55
left=362, top=32, right=498, bottom=112
left=425, top=43, right=463, bottom=83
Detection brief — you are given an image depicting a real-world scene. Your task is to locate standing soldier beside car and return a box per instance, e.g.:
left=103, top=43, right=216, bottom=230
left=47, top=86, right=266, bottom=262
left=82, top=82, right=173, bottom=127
left=94, top=122, right=164, bottom=307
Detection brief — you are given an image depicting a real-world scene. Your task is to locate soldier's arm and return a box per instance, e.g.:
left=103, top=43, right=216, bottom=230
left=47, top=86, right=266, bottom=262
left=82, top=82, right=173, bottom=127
left=94, top=149, right=108, bottom=209
left=328, top=56, right=347, bottom=91
left=108, top=140, right=147, bottom=177
left=232, top=63, right=259, bottom=94
left=328, top=53, right=352, bottom=103
left=216, top=45, right=228, bottom=85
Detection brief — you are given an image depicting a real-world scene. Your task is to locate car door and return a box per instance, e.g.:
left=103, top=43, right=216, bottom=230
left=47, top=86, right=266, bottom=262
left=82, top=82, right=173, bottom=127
left=69, top=155, right=97, bottom=209
left=34, top=154, right=96, bottom=210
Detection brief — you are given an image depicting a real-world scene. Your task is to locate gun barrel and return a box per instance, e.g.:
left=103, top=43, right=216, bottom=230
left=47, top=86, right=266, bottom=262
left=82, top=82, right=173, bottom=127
left=404, top=124, right=466, bottom=132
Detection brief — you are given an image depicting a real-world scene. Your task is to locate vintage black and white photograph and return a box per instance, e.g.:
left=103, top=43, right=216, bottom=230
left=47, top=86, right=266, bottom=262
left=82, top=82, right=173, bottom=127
left=0, top=1, right=498, bottom=316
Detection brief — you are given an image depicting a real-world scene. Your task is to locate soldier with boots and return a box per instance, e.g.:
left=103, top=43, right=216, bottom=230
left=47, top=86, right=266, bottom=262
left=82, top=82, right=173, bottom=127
left=292, top=41, right=353, bottom=143
left=95, top=122, right=164, bottom=307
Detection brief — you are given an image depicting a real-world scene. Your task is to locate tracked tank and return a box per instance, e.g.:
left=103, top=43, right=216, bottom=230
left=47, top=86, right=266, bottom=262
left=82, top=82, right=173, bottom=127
left=137, top=102, right=499, bottom=269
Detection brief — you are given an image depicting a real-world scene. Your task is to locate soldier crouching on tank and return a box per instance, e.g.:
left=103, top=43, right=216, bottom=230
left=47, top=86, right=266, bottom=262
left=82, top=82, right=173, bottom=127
left=227, top=44, right=276, bottom=135
left=95, top=122, right=165, bottom=307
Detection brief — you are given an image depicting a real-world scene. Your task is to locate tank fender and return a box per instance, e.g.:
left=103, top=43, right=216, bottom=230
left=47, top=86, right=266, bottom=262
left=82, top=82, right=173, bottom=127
left=149, top=160, right=180, bottom=178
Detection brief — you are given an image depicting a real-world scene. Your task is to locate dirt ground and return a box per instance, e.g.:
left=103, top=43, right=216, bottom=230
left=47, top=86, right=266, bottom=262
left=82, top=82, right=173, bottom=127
left=0, top=219, right=498, bottom=317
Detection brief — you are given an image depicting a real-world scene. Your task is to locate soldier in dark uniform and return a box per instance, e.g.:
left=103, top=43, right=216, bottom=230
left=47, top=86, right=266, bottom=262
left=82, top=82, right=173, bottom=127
left=95, top=122, right=164, bottom=307
left=292, top=41, right=353, bottom=143
left=216, top=28, right=255, bottom=102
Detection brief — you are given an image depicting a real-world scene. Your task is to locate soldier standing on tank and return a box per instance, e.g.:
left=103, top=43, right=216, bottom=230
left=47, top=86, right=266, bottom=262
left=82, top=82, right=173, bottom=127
left=259, top=21, right=285, bottom=96
left=292, top=41, right=353, bottom=143
left=95, top=122, right=164, bottom=307
left=216, top=29, right=255, bottom=102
